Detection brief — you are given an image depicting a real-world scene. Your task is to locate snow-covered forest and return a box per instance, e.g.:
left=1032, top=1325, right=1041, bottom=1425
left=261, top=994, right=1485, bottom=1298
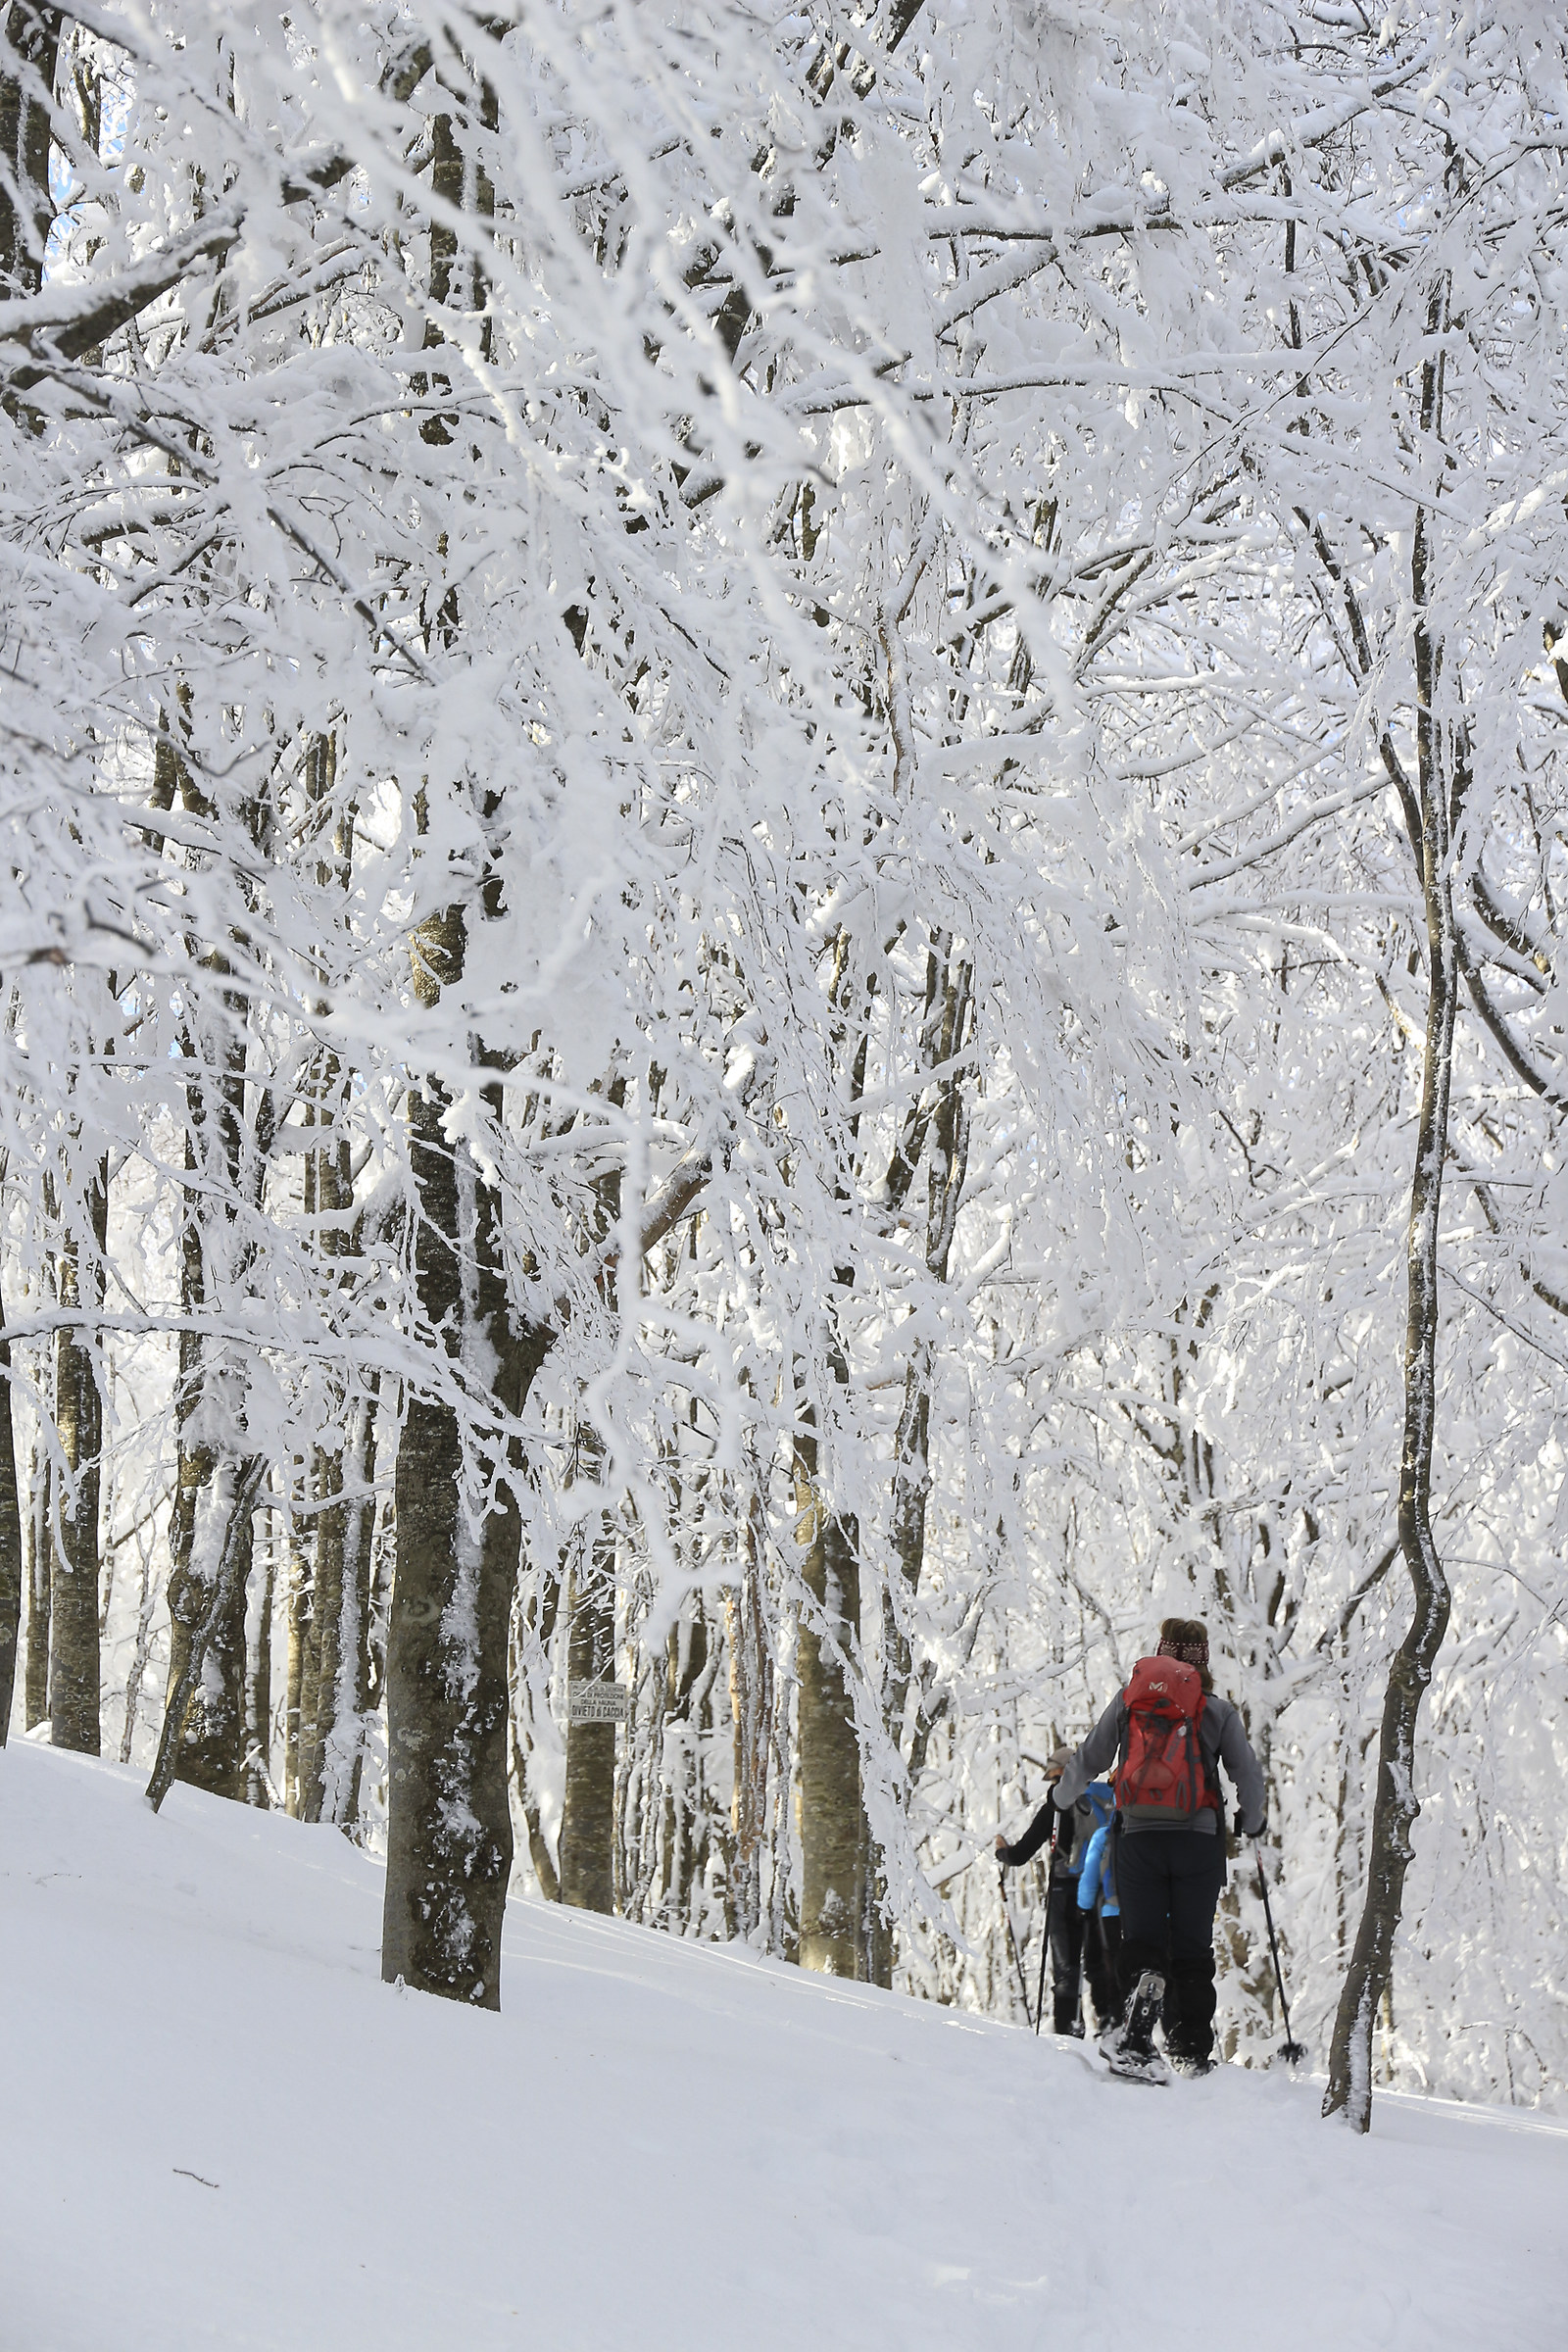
left=3, top=0, right=1566, bottom=2131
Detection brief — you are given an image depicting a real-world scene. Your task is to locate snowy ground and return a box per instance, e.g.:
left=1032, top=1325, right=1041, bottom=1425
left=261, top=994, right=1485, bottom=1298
left=4, top=1743, right=1564, bottom=2352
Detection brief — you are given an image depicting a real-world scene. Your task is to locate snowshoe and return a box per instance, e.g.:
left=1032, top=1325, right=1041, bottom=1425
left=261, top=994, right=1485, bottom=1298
left=1099, top=1967, right=1168, bottom=2082
left=1104, top=2039, right=1170, bottom=2085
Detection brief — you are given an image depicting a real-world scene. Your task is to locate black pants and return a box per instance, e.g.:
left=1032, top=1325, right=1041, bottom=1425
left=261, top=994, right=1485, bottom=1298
left=1047, top=1882, right=1086, bottom=2032
left=1114, top=1827, right=1226, bottom=2061
left=1085, top=1910, right=1121, bottom=2030
left=1049, top=1886, right=1122, bottom=2032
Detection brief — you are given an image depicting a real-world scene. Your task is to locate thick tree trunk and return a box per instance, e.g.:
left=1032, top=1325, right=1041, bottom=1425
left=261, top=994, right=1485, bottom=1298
left=381, top=900, right=550, bottom=2006
left=1324, top=466, right=1458, bottom=2131
left=154, top=703, right=273, bottom=1800
left=163, top=1131, right=253, bottom=1796
left=659, top=1600, right=708, bottom=1922
left=559, top=1544, right=617, bottom=1915
left=794, top=1445, right=886, bottom=1983
left=147, top=1455, right=267, bottom=1812
left=0, top=6, right=61, bottom=301
left=164, top=1409, right=253, bottom=1800
left=50, top=1163, right=108, bottom=1756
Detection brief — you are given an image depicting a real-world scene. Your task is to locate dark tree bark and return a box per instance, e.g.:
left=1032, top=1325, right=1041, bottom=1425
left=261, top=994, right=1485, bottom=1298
left=0, top=5, right=61, bottom=299
left=147, top=1456, right=267, bottom=1812
left=319, top=1386, right=379, bottom=1831
left=726, top=1494, right=775, bottom=1940
left=559, top=1543, right=617, bottom=1916
left=794, top=1425, right=885, bottom=1983
left=162, top=1238, right=254, bottom=1802
left=1324, top=314, right=1459, bottom=2129
left=509, top=1535, right=564, bottom=1901
left=0, top=1294, right=24, bottom=1740
left=883, top=946, right=971, bottom=1769
left=244, top=1529, right=274, bottom=1806
left=381, top=898, right=551, bottom=2006
left=49, top=1159, right=108, bottom=1755
left=556, top=1102, right=626, bottom=1918
left=660, top=1598, right=710, bottom=1922
left=157, top=727, right=274, bottom=1800
left=24, top=1446, right=49, bottom=1728
left=284, top=1510, right=309, bottom=1815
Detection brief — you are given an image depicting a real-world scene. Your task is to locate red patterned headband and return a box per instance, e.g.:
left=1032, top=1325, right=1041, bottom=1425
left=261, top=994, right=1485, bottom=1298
left=1158, top=1637, right=1208, bottom=1667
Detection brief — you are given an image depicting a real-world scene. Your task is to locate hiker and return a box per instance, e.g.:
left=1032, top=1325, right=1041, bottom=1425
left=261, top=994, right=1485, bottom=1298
left=1052, top=1616, right=1266, bottom=2082
left=994, top=1752, right=1117, bottom=2034
left=1075, top=1802, right=1121, bottom=2032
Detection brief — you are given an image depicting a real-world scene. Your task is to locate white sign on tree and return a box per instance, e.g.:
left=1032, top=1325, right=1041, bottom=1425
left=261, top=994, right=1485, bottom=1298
left=568, top=1682, right=631, bottom=1728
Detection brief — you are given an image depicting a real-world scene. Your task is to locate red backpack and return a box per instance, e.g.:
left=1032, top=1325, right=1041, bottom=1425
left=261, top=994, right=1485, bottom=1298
left=1115, top=1657, right=1222, bottom=1826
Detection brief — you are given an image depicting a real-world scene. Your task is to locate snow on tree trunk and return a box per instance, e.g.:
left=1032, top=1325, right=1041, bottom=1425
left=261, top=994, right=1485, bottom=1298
left=794, top=1440, right=886, bottom=1985
left=559, top=1545, right=616, bottom=1917
left=380, top=902, right=550, bottom=2006
left=0, top=1295, right=22, bottom=1741
left=50, top=1161, right=106, bottom=1756
left=1324, top=414, right=1460, bottom=2131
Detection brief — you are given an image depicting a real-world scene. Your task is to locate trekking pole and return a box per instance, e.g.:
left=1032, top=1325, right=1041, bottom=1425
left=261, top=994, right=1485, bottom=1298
left=1033, top=1825, right=1055, bottom=2037
left=1000, top=1865, right=1033, bottom=2029
left=1254, top=1842, right=1308, bottom=2066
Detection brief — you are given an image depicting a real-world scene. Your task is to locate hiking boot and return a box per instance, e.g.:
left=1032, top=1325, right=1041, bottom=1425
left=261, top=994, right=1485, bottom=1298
left=1168, top=2053, right=1215, bottom=2079
left=1121, top=1968, right=1166, bottom=2061
left=1104, top=2037, right=1170, bottom=2085
left=1054, top=2016, right=1086, bottom=2039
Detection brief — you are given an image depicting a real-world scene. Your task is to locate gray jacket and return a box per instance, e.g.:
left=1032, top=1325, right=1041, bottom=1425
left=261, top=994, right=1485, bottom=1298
left=1054, top=1686, right=1266, bottom=1838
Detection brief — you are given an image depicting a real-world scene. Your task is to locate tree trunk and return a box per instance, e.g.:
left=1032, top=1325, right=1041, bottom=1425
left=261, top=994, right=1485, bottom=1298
left=794, top=1444, right=885, bottom=1983
left=1323, top=440, right=1458, bottom=2130
left=50, top=1160, right=107, bottom=1756
left=318, top=1385, right=379, bottom=1832
left=296, top=1446, right=335, bottom=1821
left=0, top=1299, right=24, bottom=1741
left=155, top=703, right=273, bottom=1800
left=147, top=1455, right=267, bottom=1812
left=381, top=896, right=550, bottom=2005
left=244, top=1529, right=274, bottom=1806
left=284, top=1509, right=309, bottom=1815
left=659, top=1599, right=709, bottom=1923
left=726, top=1494, right=775, bottom=1941
left=559, top=1541, right=617, bottom=1915
left=0, top=6, right=58, bottom=1733
left=163, top=1413, right=254, bottom=1800
left=510, top=1538, right=564, bottom=1901
left=24, top=1445, right=48, bottom=1729
left=0, top=5, right=60, bottom=300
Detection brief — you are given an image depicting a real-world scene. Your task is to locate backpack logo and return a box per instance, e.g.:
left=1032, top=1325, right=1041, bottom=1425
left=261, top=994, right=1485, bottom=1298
left=1115, top=1657, right=1220, bottom=1828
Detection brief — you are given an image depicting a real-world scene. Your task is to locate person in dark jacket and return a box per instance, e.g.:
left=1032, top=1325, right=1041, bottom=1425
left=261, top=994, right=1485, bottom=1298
left=1052, top=1616, right=1266, bottom=2080
left=994, top=1750, right=1116, bottom=2035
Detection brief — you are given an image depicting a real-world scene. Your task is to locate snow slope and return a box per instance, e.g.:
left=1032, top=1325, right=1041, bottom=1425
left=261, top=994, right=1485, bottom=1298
left=3, top=1743, right=1563, bottom=2352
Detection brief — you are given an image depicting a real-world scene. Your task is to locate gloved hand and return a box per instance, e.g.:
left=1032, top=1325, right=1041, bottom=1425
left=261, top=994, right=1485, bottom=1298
left=1235, top=1809, right=1265, bottom=1839
left=995, top=1836, right=1013, bottom=1867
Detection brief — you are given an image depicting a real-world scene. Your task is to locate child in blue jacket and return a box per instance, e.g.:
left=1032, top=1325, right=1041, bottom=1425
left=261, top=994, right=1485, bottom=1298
left=1075, top=1800, right=1122, bottom=2030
